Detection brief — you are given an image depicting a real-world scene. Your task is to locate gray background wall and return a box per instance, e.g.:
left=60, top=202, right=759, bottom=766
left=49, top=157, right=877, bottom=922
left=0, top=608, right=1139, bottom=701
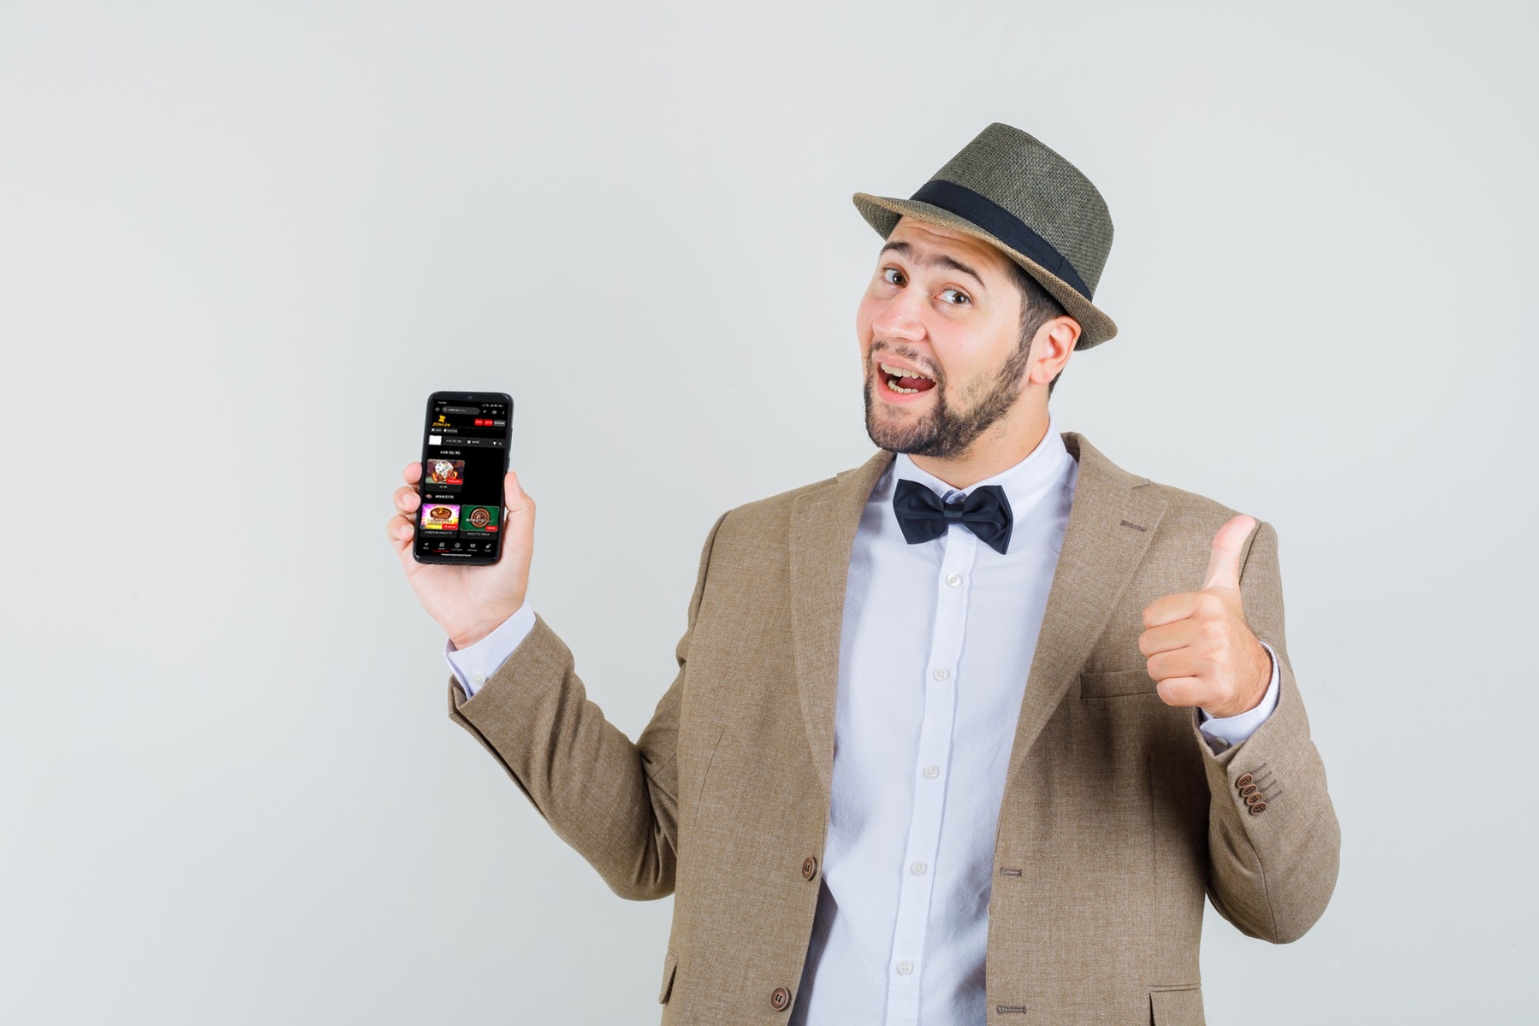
left=2, top=1, right=1534, bottom=1022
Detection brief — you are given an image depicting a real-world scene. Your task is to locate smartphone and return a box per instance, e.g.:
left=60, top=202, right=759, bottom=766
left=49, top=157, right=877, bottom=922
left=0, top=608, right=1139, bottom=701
left=413, top=391, right=514, bottom=565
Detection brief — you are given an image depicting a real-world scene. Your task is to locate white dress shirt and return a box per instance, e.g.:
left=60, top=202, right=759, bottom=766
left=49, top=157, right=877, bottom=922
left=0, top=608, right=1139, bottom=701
left=444, top=419, right=1280, bottom=1025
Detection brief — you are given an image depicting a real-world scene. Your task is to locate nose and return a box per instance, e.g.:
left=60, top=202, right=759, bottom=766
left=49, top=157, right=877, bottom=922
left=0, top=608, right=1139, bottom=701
left=869, top=284, right=928, bottom=345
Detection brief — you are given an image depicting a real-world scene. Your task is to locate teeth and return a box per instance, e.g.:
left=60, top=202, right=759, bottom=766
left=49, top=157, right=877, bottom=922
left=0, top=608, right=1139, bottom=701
left=880, top=362, right=932, bottom=381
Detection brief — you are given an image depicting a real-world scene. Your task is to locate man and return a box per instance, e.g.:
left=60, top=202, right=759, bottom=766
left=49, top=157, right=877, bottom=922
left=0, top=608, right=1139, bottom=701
left=387, top=123, right=1339, bottom=1025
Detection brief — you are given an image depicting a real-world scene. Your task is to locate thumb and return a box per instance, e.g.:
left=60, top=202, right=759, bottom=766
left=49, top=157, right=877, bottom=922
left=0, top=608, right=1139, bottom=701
left=504, top=470, right=535, bottom=526
left=1202, top=514, right=1257, bottom=591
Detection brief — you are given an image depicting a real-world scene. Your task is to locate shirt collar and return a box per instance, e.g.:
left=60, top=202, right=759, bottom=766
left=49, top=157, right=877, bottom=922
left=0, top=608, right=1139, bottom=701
left=879, top=413, right=1074, bottom=528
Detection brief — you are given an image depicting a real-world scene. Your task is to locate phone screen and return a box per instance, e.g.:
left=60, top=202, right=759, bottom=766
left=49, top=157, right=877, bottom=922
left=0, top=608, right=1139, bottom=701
left=414, top=392, right=513, bottom=564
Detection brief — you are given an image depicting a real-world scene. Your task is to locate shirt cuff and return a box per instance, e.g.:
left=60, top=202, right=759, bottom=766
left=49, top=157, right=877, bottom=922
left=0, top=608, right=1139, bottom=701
left=443, top=601, right=537, bottom=697
left=1197, top=640, right=1281, bottom=750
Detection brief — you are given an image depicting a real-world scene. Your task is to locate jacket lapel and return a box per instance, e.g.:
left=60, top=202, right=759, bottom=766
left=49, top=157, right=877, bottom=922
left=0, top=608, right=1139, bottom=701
left=790, top=450, right=894, bottom=793
left=1006, top=431, right=1168, bottom=780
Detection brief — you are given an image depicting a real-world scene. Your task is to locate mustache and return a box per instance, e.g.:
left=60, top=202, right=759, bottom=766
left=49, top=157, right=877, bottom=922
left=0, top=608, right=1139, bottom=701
left=869, top=341, right=942, bottom=382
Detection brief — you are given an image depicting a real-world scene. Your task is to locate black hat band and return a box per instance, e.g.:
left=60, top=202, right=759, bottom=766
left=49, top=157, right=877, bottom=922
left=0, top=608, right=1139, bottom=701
left=910, top=179, right=1093, bottom=301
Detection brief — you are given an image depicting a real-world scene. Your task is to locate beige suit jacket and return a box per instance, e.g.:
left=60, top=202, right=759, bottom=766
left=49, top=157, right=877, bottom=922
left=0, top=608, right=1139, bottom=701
left=447, top=432, right=1340, bottom=1025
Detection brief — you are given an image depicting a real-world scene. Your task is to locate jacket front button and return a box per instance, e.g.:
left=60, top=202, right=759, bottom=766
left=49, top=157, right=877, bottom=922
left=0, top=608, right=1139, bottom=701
left=770, top=986, right=792, bottom=1011
left=802, top=856, right=818, bottom=880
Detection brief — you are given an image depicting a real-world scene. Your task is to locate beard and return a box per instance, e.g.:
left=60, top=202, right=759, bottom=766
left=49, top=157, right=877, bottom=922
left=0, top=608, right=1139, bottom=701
left=863, top=338, right=1032, bottom=460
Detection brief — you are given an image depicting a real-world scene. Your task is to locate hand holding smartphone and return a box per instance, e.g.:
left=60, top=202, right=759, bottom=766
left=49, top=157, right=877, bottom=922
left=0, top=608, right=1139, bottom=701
left=388, top=391, right=534, bottom=650
left=413, top=392, right=514, bottom=564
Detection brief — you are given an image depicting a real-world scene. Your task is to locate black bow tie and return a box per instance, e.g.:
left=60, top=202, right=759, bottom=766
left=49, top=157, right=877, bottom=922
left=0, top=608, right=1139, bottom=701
left=893, top=478, right=1014, bottom=555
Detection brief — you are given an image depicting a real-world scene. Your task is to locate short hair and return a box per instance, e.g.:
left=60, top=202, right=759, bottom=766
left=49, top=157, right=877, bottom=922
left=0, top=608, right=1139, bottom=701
left=1006, top=260, right=1070, bottom=396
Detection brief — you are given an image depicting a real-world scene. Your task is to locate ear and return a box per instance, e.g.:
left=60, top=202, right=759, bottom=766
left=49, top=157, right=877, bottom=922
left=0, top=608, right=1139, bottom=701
left=1028, top=316, right=1079, bottom=387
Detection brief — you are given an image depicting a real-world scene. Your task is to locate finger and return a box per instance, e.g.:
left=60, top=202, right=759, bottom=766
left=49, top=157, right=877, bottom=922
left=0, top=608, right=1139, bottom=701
left=1154, top=675, right=1206, bottom=708
left=1138, top=618, right=1200, bottom=657
left=501, top=470, right=538, bottom=526
left=402, top=461, right=422, bottom=487
left=1202, top=514, right=1256, bottom=592
left=1142, top=590, right=1207, bottom=628
left=394, top=484, right=421, bottom=515
left=504, top=470, right=534, bottom=517
left=1146, top=647, right=1203, bottom=683
left=386, top=512, right=415, bottom=552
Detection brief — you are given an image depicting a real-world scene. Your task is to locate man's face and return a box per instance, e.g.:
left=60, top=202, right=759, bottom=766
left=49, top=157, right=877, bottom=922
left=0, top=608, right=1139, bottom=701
left=856, top=217, right=1030, bottom=459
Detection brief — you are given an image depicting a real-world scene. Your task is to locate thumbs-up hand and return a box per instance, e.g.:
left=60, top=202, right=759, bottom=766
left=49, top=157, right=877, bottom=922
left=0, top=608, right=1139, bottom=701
left=1139, top=515, right=1273, bottom=719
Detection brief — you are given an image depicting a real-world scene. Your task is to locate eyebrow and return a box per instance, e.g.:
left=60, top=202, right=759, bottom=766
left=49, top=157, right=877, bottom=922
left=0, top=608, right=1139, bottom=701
left=879, top=240, right=989, bottom=293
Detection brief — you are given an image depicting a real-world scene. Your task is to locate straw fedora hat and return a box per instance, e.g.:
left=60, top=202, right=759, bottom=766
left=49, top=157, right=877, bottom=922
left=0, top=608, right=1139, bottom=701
left=853, top=123, right=1118, bottom=349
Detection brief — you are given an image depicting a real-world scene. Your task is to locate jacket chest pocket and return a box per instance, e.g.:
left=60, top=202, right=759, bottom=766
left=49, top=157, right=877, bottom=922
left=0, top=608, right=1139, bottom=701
left=1080, top=668, right=1158, bottom=699
left=658, top=949, right=678, bottom=1004
left=1150, top=985, right=1204, bottom=1024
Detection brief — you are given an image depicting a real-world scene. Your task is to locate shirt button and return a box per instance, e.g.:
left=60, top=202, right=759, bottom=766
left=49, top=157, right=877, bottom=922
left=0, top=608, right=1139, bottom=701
left=922, top=764, right=940, bottom=779
left=945, top=573, right=962, bottom=587
left=896, top=960, right=914, bottom=976
left=932, top=668, right=950, bottom=681
left=471, top=672, right=487, bottom=687
left=910, top=861, right=927, bottom=876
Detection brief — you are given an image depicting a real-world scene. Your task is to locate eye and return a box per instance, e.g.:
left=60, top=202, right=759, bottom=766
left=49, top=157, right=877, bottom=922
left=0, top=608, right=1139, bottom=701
left=883, top=267, right=906, bottom=286
left=940, top=288, right=971, bottom=306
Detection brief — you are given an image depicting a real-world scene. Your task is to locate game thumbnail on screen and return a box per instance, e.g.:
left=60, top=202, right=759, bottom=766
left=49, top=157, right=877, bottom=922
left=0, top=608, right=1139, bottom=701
left=462, top=506, right=499, bottom=533
left=427, top=460, right=465, bottom=488
left=420, top=504, right=460, bottom=531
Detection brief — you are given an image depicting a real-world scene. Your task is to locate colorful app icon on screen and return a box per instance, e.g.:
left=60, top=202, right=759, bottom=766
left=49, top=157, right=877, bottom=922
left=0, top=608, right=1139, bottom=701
left=462, top=506, right=500, bottom=533
left=420, top=504, right=460, bottom=531
left=427, top=460, right=465, bottom=488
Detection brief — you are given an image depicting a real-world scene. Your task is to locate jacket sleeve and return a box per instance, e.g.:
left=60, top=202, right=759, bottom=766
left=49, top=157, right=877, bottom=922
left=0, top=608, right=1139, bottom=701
left=1198, top=518, right=1341, bottom=942
left=444, top=512, right=728, bottom=901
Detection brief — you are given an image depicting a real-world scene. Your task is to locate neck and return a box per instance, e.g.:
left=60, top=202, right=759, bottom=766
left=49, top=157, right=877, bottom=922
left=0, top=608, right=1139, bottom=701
left=908, top=403, right=1051, bottom=490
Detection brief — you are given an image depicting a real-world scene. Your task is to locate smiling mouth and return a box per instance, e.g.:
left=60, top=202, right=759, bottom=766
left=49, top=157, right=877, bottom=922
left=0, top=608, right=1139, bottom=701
left=879, top=361, right=938, bottom=395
